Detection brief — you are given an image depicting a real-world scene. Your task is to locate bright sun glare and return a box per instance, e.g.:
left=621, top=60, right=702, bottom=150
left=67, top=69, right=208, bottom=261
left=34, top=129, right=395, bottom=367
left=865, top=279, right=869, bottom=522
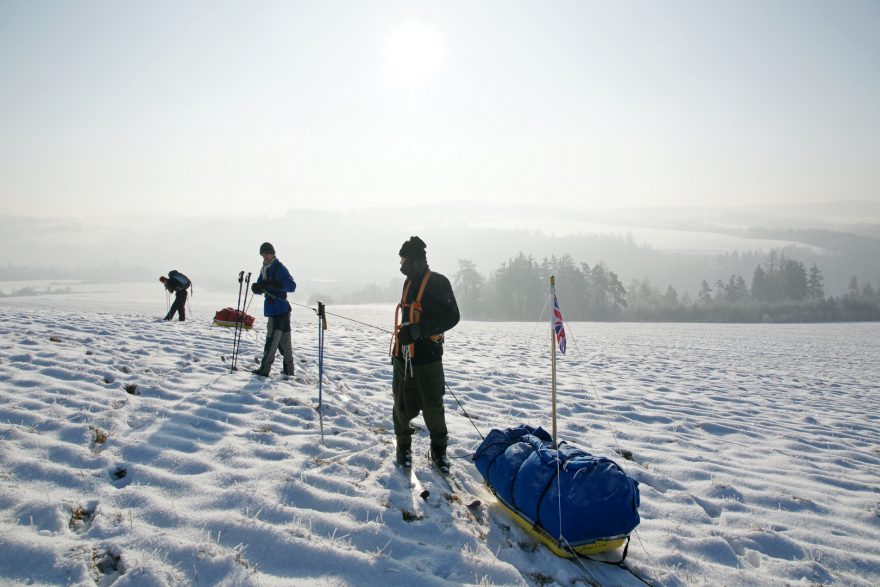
left=383, top=21, right=444, bottom=91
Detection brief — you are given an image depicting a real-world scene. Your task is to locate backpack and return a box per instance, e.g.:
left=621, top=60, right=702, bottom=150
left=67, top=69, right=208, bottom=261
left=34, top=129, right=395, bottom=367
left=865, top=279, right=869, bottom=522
left=168, top=270, right=191, bottom=292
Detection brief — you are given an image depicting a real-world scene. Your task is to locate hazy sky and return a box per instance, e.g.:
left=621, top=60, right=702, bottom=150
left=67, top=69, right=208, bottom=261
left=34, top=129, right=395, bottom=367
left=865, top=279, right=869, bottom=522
left=1, top=0, right=878, bottom=218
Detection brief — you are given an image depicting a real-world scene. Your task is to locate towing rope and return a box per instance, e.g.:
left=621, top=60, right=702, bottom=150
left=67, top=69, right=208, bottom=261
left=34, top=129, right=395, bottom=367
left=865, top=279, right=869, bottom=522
left=289, top=300, right=485, bottom=439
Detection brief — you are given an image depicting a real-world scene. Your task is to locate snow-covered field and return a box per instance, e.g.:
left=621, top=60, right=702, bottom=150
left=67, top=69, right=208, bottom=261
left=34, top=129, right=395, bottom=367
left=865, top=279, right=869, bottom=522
left=1, top=284, right=878, bottom=586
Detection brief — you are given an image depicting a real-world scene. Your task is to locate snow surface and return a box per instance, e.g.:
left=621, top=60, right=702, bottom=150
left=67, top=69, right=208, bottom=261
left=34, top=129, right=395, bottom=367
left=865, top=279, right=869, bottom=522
left=1, top=284, right=879, bottom=586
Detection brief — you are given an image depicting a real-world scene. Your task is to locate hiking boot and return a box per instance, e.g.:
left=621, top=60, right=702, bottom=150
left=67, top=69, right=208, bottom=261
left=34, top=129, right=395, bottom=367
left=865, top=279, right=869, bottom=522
left=250, top=369, right=269, bottom=377
left=396, top=447, right=412, bottom=469
left=431, top=446, right=450, bottom=475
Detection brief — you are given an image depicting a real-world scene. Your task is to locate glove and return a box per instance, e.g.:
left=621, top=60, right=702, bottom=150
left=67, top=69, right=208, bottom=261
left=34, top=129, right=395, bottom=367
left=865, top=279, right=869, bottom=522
left=251, top=282, right=263, bottom=294
left=397, top=324, right=420, bottom=346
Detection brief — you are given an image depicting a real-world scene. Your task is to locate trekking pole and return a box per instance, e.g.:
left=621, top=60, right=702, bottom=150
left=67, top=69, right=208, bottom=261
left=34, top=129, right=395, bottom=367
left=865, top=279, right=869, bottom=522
left=241, top=272, right=252, bottom=357
left=233, top=272, right=252, bottom=372
left=186, top=281, right=194, bottom=320
left=317, top=301, right=328, bottom=444
left=230, top=271, right=244, bottom=373
left=231, top=271, right=244, bottom=372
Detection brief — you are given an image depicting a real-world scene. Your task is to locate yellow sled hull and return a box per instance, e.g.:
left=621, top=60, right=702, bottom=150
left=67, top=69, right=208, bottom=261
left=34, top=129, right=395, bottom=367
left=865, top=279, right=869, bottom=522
left=212, top=320, right=253, bottom=330
left=497, top=500, right=628, bottom=558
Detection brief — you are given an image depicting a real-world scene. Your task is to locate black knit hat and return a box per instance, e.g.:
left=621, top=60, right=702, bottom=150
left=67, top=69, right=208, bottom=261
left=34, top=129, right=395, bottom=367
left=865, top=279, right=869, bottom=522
left=399, top=236, right=427, bottom=260
left=259, top=242, right=275, bottom=255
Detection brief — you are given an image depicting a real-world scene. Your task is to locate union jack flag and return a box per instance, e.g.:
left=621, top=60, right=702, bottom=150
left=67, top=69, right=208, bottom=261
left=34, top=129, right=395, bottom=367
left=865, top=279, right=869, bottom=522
left=552, top=288, right=566, bottom=354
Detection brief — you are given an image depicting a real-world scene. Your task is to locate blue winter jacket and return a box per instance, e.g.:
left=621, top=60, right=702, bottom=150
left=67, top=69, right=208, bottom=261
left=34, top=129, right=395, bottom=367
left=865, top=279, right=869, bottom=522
left=256, top=258, right=296, bottom=317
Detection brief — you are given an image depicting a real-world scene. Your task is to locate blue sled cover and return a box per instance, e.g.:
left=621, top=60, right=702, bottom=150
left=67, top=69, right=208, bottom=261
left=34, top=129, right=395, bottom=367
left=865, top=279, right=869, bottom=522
left=474, top=424, right=640, bottom=547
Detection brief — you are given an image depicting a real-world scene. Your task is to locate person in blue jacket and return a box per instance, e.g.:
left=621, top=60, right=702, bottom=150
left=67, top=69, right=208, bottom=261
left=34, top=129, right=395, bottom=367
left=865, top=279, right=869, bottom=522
left=250, top=242, right=297, bottom=377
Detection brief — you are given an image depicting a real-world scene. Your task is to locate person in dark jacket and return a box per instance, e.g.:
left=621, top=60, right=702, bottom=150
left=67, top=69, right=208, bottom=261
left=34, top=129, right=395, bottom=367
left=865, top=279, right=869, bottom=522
left=250, top=242, right=297, bottom=377
left=392, top=236, right=460, bottom=473
left=160, top=270, right=191, bottom=321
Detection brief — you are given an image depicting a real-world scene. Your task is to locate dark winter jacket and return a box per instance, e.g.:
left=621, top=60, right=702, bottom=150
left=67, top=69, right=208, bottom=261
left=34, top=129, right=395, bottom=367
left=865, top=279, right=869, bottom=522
left=256, top=258, right=296, bottom=317
left=396, top=271, right=460, bottom=365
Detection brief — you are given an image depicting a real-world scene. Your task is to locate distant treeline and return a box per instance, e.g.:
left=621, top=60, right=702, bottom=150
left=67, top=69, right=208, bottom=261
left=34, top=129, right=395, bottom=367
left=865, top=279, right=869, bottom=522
left=310, top=280, right=401, bottom=306
left=0, top=285, right=73, bottom=298
left=450, top=250, right=880, bottom=323
left=0, top=262, right=147, bottom=283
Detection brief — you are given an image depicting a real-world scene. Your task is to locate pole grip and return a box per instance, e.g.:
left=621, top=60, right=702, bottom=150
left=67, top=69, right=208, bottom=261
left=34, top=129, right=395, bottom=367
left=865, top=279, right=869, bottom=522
left=317, top=301, right=328, bottom=330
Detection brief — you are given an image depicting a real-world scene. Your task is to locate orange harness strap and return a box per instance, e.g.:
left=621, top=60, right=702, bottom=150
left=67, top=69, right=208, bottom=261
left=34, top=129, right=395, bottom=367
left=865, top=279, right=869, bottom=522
left=390, top=271, right=433, bottom=358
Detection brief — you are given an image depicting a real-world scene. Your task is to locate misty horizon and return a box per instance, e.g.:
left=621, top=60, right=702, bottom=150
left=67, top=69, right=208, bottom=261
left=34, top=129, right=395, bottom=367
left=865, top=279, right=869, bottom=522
left=2, top=200, right=879, bottom=302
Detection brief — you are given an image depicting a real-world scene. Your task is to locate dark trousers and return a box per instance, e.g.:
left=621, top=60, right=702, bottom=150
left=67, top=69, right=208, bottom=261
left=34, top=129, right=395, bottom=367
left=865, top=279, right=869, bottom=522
left=258, top=313, right=294, bottom=375
left=165, top=290, right=187, bottom=321
left=392, top=357, right=448, bottom=452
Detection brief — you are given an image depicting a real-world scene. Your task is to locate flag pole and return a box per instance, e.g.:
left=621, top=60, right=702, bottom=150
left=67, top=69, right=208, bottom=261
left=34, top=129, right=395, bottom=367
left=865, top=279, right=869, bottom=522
left=550, top=275, right=558, bottom=449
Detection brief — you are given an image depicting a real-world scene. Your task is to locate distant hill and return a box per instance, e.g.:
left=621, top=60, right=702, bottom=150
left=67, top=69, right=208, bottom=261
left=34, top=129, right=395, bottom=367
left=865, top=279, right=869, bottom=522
left=2, top=200, right=878, bottom=298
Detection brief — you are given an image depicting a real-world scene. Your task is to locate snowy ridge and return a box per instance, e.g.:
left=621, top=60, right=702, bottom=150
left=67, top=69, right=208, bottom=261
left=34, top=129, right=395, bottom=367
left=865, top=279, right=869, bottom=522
left=1, top=298, right=879, bottom=586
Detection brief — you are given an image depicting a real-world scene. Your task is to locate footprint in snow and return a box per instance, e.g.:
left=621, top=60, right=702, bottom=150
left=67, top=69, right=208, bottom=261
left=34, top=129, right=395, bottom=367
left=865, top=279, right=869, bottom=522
left=93, top=549, right=124, bottom=583
left=109, top=464, right=132, bottom=489
left=68, top=500, right=99, bottom=534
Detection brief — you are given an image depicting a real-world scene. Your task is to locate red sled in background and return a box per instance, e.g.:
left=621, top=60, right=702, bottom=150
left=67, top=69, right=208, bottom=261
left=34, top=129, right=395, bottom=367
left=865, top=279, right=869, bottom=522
left=212, top=308, right=255, bottom=330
